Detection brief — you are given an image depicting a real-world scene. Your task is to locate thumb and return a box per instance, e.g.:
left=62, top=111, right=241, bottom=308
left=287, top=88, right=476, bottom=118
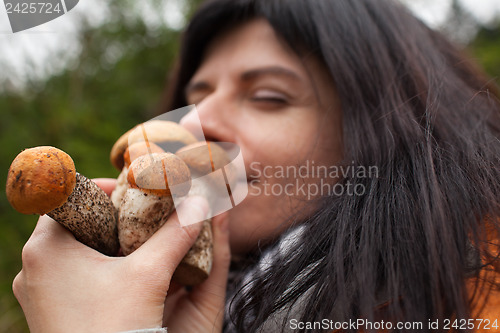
left=92, top=178, right=117, bottom=197
left=129, top=196, right=209, bottom=279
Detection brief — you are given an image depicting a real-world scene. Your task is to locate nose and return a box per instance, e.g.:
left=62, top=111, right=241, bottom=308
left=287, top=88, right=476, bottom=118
left=180, top=93, right=235, bottom=144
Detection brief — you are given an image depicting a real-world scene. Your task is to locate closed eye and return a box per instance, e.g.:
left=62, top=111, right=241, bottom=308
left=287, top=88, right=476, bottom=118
left=185, top=81, right=212, bottom=105
left=250, top=89, right=289, bottom=104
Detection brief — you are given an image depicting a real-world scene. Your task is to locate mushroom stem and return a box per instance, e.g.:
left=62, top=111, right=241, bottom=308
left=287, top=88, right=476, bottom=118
left=118, top=186, right=213, bottom=285
left=118, top=187, right=175, bottom=255
left=117, top=151, right=214, bottom=285
left=111, top=166, right=128, bottom=209
left=172, top=218, right=213, bottom=286
left=50, top=173, right=120, bottom=256
left=118, top=152, right=191, bottom=255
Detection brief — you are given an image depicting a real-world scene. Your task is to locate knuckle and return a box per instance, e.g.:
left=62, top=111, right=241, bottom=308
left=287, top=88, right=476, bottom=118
left=12, top=272, right=24, bottom=301
left=21, top=241, right=41, bottom=269
left=219, top=246, right=231, bottom=265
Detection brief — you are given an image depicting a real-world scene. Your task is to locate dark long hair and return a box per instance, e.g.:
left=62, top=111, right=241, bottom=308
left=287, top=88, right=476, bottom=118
left=162, top=0, right=500, bottom=331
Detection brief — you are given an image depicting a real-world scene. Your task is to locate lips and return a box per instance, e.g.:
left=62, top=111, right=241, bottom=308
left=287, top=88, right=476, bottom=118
left=245, top=165, right=260, bottom=183
left=247, top=175, right=259, bottom=183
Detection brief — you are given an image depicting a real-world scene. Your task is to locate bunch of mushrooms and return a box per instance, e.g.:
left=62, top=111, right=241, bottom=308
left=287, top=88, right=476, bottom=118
left=110, top=120, right=226, bottom=285
left=6, top=120, right=231, bottom=286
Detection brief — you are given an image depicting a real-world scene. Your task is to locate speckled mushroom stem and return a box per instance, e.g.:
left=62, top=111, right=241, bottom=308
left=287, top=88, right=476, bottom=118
left=118, top=187, right=175, bottom=255
left=118, top=186, right=213, bottom=285
left=118, top=152, right=192, bottom=254
left=172, top=142, right=236, bottom=285
left=172, top=218, right=213, bottom=286
left=49, top=173, right=120, bottom=256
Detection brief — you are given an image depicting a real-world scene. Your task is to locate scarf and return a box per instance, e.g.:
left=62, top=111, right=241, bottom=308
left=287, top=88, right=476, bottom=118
left=223, top=225, right=307, bottom=333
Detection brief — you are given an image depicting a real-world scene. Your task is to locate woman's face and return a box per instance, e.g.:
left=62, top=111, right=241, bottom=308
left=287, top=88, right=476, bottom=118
left=181, top=19, right=343, bottom=255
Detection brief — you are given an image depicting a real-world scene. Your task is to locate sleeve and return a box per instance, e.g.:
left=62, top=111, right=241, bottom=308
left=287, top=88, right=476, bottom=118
left=118, top=328, right=167, bottom=333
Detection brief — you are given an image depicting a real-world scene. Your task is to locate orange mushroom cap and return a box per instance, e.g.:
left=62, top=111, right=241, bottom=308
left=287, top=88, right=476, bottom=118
left=6, top=146, right=77, bottom=215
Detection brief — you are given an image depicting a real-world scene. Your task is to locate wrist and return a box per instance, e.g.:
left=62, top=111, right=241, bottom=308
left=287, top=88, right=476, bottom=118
left=118, top=328, right=167, bottom=333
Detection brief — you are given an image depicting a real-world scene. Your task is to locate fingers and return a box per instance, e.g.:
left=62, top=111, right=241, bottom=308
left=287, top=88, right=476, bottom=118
left=26, top=215, right=99, bottom=258
left=92, top=178, right=117, bottom=197
left=22, top=216, right=76, bottom=272
left=29, top=215, right=76, bottom=247
left=129, top=196, right=209, bottom=279
left=162, top=283, right=188, bottom=325
left=190, top=212, right=231, bottom=319
left=12, top=271, right=25, bottom=304
left=19, top=179, right=117, bottom=259
left=16, top=216, right=99, bottom=301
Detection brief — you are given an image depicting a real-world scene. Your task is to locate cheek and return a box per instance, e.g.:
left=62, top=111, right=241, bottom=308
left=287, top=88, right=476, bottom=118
left=237, top=108, right=316, bottom=153
left=228, top=109, right=342, bottom=253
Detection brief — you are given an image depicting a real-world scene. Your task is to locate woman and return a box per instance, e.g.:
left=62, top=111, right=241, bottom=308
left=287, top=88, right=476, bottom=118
left=13, top=0, right=500, bottom=332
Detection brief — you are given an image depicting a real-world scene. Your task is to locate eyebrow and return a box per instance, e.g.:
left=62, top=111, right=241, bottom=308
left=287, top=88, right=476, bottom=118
left=184, top=81, right=211, bottom=98
left=240, top=66, right=302, bottom=82
left=185, top=66, right=303, bottom=98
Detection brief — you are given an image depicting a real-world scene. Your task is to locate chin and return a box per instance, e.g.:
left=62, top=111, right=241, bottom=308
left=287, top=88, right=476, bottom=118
left=227, top=200, right=257, bottom=255
left=226, top=196, right=289, bottom=255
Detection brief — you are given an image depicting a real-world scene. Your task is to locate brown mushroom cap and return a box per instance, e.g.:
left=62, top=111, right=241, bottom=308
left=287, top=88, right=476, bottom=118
left=123, top=141, right=165, bottom=167
left=127, top=152, right=191, bottom=197
left=176, top=142, right=230, bottom=175
left=110, top=120, right=197, bottom=170
left=6, top=146, right=77, bottom=215
left=176, top=142, right=237, bottom=193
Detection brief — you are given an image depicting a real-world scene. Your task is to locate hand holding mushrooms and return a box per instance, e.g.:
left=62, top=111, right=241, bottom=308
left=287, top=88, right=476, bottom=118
left=8, top=120, right=232, bottom=333
left=7, top=120, right=232, bottom=285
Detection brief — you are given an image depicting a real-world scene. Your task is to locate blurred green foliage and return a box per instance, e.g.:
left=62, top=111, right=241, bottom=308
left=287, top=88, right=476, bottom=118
left=0, top=1, right=203, bottom=331
left=0, top=0, right=498, bottom=332
left=468, top=23, right=500, bottom=82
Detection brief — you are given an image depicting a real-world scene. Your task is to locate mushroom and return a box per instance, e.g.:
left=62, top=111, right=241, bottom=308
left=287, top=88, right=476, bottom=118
left=176, top=141, right=236, bottom=196
left=118, top=152, right=191, bottom=255
left=110, top=120, right=198, bottom=171
left=110, top=141, right=165, bottom=209
left=118, top=150, right=214, bottom=285
left=110, top=120, right=197, bottom=209
left=170, top=142, right=236, bottom=285
left=6, top=146, right=119, bottom=256
left=171, top=219, right=213, bottom=286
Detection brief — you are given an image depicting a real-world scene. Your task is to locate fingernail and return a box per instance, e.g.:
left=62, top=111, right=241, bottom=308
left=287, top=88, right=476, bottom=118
left=177, top=196, right=209, bottom=226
